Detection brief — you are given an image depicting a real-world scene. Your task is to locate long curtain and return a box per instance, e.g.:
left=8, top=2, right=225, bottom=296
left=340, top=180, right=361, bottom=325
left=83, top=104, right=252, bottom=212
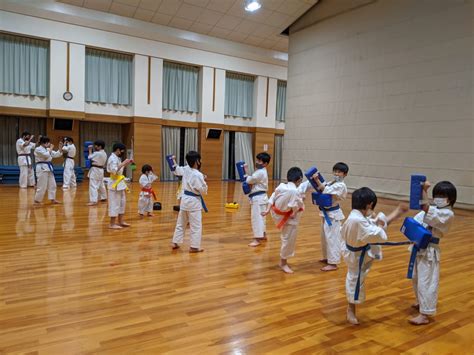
left=163, top=62, right=200, bottom=113
left=222, top=131, right=230, bottom=180
left=235, top=132, right=254, bottom=178
left=225, top=72, right=254, bottom=118
left=0, top=116, right=46, bottom=165
left=184, top=128, right=198, bottom=153
left=276, top=80, right=287, bottom=122
left=273, top=135, right=283, bottom=180
left=0, top=33, right=49, bottom=97
left=79, top=122, right=122, bottom=166
left=85, top=48, right=133, bottom=105
left=161, top=126, right=181, bottom=181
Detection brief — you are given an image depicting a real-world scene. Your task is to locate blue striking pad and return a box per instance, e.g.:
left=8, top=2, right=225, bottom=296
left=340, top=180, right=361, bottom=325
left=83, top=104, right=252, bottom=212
left=311, top=192, right=332, bottom=207
left=236, top=161, right=246, bottom=182
left=410, top=174, right=426, bottom=210
left=400, top=217, right=432, bottom=249
left=83, top=141, right=93, bottom=169
left=305, top=166, right=325, bottom=192
left=242, top=182, right=251, bottom=195
left=166, top=155, right=176, bottom=172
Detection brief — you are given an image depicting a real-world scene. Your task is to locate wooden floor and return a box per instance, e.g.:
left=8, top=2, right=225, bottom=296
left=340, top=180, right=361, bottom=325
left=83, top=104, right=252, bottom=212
left=0, top=181, right=473, bottom=354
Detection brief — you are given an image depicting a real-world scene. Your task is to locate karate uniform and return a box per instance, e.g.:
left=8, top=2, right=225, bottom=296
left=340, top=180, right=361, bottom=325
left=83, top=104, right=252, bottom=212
left=88, top=150, right=107, bottom=203
left=411, top=206, right=454, bottom=315
left=138, top=173, right=157, bottom=215
left=16, top=138, right=36, bottom=188
left=61, top=143, right=77, bottom=189
left=299, top=179, right=347, bottom=264
left=34, top=146, right=62, bottom=202
left=172, top=165, right=207, bottom=249
left=342, top=209, right=388, bottom=304
left=268, top=182, right=305, bottom=259
left=246, top=167, right=268, bottom=239
left=107, top=153, right=127, bottom=217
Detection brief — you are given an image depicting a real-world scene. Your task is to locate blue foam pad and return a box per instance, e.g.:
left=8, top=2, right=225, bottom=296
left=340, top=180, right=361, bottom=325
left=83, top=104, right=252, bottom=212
left=0, top=165, right=84, bottom=184
left=305, top=166, right=325, bottom=192
left=84, top=141, right=93, bottom=169
left=400, top=217, right=432, bottom=249
left=166, top=155, right=176, bottom=172
left=236, top=161, right=246, bottom=182
left=311, top=191, right=332, bottom=207
left=410, top=174, right=426, bottom=210
left=242, top=182, right=251, bottom=195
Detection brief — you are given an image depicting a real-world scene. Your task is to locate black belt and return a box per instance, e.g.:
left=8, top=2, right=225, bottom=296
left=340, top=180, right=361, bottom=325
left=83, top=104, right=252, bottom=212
left=249, top=191, right=266, bottom=198
left=91, top=164, right=104, bottom=169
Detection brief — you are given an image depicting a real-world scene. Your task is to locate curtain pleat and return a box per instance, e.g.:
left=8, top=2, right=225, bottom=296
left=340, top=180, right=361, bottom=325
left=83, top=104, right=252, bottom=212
left=184, top=128, right=198, bottom=153
left=225, top=72, right=254, bottom=118
left=163, top=62, right=199, bottom=113
left=222, top=131, right=230, bottom=180
left=85, top=48, right=133, bottom=105
left=0, top=33, right=49, bottom=97
left=273, top=135, right=283, bottom=180
left=161, top=126, right=181, bottom=181
left=234, top=132, right=254, bottom=179
left=79, top=122, right=122, bottom=166
left=276, top=80, right=286, bottom=122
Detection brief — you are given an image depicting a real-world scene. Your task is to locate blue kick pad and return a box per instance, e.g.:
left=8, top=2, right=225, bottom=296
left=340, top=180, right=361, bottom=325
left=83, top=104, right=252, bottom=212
left=305, top=166, right=325, bottom=191
left=400, top=217, right=432, bottom=249
left=410, top=174, right=426, bottom=210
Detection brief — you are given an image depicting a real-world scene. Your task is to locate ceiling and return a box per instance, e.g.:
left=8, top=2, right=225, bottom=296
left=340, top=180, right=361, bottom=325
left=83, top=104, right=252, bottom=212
left=57, top=0, right=318, bottom=52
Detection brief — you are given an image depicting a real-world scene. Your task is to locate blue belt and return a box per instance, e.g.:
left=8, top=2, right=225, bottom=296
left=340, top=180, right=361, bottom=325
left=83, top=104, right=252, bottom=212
left=249, top=191, right=266, bottom=199
left=184, top=190, right=208, bottom=213
left=347, top=240, right=413, bottom=301
left=319, top=205, right=340, bottom=226
left=407, top=237, right=440, bottom=279
left=36, top=161, right=54, bottom=172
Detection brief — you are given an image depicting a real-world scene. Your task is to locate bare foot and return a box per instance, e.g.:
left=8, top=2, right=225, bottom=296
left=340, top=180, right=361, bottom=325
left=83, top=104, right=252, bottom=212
left=171, top=243, right=180, bottom=250
left=347, top=307, right=360, bottom=325
left=100, top=199, right=107, bottom=202
left=321, top=264, right=338, bottom=271
left=248, top=240, right=261, bottom=247
left=34, top=200, right=43, bottom=206
left=109, top=224, right=123, bottom=229
left=87, top=202, right=98, bottom=206
left=411, top=303, right=420, bottom=310
left=409, top=314, right=430, bottom=325
left=147, top=213, right=154, bottom=217
left=279, top=263, right=294, bottom=274
left=319, top=258, right=328, bottom=264
left=139, top=214, right=144, bottom=218
left=120, top=222, right=131, bottom=227
left=189, top=247, right=204, bottom=253
left=51, top=200, right=61, bottom=204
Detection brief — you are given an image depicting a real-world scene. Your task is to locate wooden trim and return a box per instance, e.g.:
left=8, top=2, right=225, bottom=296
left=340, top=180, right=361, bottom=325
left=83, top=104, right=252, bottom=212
left=49, top=109, right=85, bottom=120
left=198, top=122, right=283, bottom=134
left=212, top=68, right=216, bottom=112
left=84, top=113, right=132, bottom=124
left=0, top=106, right=48, bottom=117
left=265, top=77, right=269, bottom=117
left=133, top=116, right=163, bottom=125
left=147, top=56, right=151, bottom=105
left=255, top=127, right=285, bottom=135
left=160, top=119, right=199, bottom=128
left=66, top=42, right=70, bottom=92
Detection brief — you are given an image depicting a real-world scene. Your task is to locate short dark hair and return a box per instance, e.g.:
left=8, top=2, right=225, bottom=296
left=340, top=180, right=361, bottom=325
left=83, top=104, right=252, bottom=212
left=94, top=140, right=105, bottom=149
left=112, top=143, right=126, bottom=152
left=352, top=187, right=378, bottom=210
left=333, top=162, right=349, bottom=174
left=256, top=152, right=271, bottom=164
left=142, top=164, right=153, bottom=174
left=287, top=167, right=303, bottom=183
left=186, top=150, right=201, bottom=167
left=39, top=136, right=50, bottom=145
left=64, top=136, right=74, bottom=143
left=433, top=181, right=457, bottom=207
left=21, top=131, right=31, bottom=138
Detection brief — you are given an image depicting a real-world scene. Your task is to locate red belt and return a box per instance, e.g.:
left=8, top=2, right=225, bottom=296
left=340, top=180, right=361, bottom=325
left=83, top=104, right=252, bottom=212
left=271, top=205, right=303, bottom=229
left=141, top=187, right=156, bottom=199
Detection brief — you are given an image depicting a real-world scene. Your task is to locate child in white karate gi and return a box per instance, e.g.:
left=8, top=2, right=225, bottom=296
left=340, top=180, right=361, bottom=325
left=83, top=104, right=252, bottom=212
left=61, top=136, right=77, bottom=190
left=87, top=140, right=107, bottom=206
left=138, top=164, right=158, bottom=217
left=263, top=167, right=305, bottom=274
left=16, top=131, right=36, bottom=188
left=34, top=136, right=63, bottom=205
left=170, top=151, right=208, bottom=253
left=342, top=187, right=406, bottom=325
left=409, top=180, right=456, bottom=325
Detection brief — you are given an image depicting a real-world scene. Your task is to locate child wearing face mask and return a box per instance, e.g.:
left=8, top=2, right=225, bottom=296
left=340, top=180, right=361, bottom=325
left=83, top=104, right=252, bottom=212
left=409, top=180, right=456, bottom=325
left=245, top=152, right=271, bottom=247
left=262, top=167, right=305, bottom=274
left=310, top=162, right=349, bottom=271
left=170, top=151, right=208, bottom=253
left=342, top=187, right=407, bottom=325
left=107, top=143, right=133, bottom=229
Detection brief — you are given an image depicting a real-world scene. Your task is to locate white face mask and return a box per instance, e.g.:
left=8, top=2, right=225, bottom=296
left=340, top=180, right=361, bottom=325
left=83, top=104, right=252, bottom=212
left=334, top=175, right=344, bottom=182
left=433, top=197, right=449, bottom=208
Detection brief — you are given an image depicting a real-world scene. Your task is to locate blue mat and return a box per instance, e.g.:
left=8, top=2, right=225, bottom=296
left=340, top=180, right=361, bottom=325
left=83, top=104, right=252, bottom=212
left=0, top=165, right=84, bottom=184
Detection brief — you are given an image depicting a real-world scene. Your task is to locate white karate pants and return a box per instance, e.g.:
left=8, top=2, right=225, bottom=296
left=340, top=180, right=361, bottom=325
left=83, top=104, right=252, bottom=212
left=35, top=170, right=57, bottom=201
left=108, top=190, right=126, bottom=217
left=321, top=218, right=343, bottom=264
left=172, top=209, right=202, bottom=249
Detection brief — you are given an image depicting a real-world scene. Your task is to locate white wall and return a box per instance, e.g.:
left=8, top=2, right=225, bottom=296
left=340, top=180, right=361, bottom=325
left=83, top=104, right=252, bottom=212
left=284, top=0, right=473, bottom=205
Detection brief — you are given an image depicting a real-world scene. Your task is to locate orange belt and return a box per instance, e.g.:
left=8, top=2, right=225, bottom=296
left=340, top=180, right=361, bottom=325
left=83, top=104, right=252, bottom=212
left=271, top=205, right=303, bottom=229
left=141, top=187, right=156, bottom=199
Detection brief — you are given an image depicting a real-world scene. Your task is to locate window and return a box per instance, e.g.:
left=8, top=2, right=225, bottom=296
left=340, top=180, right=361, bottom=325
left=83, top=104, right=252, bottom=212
left=225, top=72, right=254, bottom=118
left=276, top=80, right=286, bottom=122
left=163, top=61, right=200, bottom=113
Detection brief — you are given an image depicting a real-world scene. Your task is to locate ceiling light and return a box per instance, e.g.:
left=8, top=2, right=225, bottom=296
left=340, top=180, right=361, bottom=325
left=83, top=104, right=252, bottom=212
left=245, top=1, right=261, bottom=12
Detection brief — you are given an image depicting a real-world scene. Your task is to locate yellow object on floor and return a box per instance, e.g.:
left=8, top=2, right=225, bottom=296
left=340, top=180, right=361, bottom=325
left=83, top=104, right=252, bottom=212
left=225, top=202, right=239, bottom=209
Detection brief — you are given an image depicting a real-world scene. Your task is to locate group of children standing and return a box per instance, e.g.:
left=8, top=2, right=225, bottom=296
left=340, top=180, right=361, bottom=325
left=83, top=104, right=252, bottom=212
left=16, top=134, right=457, bottom=327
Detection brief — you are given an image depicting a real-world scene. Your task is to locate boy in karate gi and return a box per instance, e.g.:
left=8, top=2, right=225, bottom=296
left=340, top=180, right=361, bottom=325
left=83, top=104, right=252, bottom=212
left=61, top=136, right=77, bottom=190
left=263, top=167, right=305, bottom=274
left=170, top=151, right=207, bottom=253
left=245, top=152, right=271, bottom=247
left=138, top=164, right=158, bottom=217
left=87, top=140, right=107, bottom=206
left=107, top=143, right=132, bottom=229
left=409, top=180, right=456, bottom=325
left=342, top=187, right=406, bottom=325
left=16, top=131, right=36, bottom=188
left=34, top=136, right=63, bottom=205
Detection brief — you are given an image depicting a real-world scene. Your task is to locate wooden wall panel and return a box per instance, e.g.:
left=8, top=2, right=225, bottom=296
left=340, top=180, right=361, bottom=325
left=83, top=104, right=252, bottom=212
left=132, top=122, right=161, bottom=181
left=254, top=131, right=275, bottom=180
left=46, top=117, right=80, bottom=165
left=198, top=124, right=223, bottom=180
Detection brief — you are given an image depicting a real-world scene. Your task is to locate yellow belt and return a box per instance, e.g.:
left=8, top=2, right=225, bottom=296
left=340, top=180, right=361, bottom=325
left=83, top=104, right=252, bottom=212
left=110, top=174, right=130, bottom=192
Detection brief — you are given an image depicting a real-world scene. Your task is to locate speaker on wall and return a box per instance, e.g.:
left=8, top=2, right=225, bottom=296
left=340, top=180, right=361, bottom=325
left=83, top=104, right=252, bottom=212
left=206, top=128, right=222, bottom=139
